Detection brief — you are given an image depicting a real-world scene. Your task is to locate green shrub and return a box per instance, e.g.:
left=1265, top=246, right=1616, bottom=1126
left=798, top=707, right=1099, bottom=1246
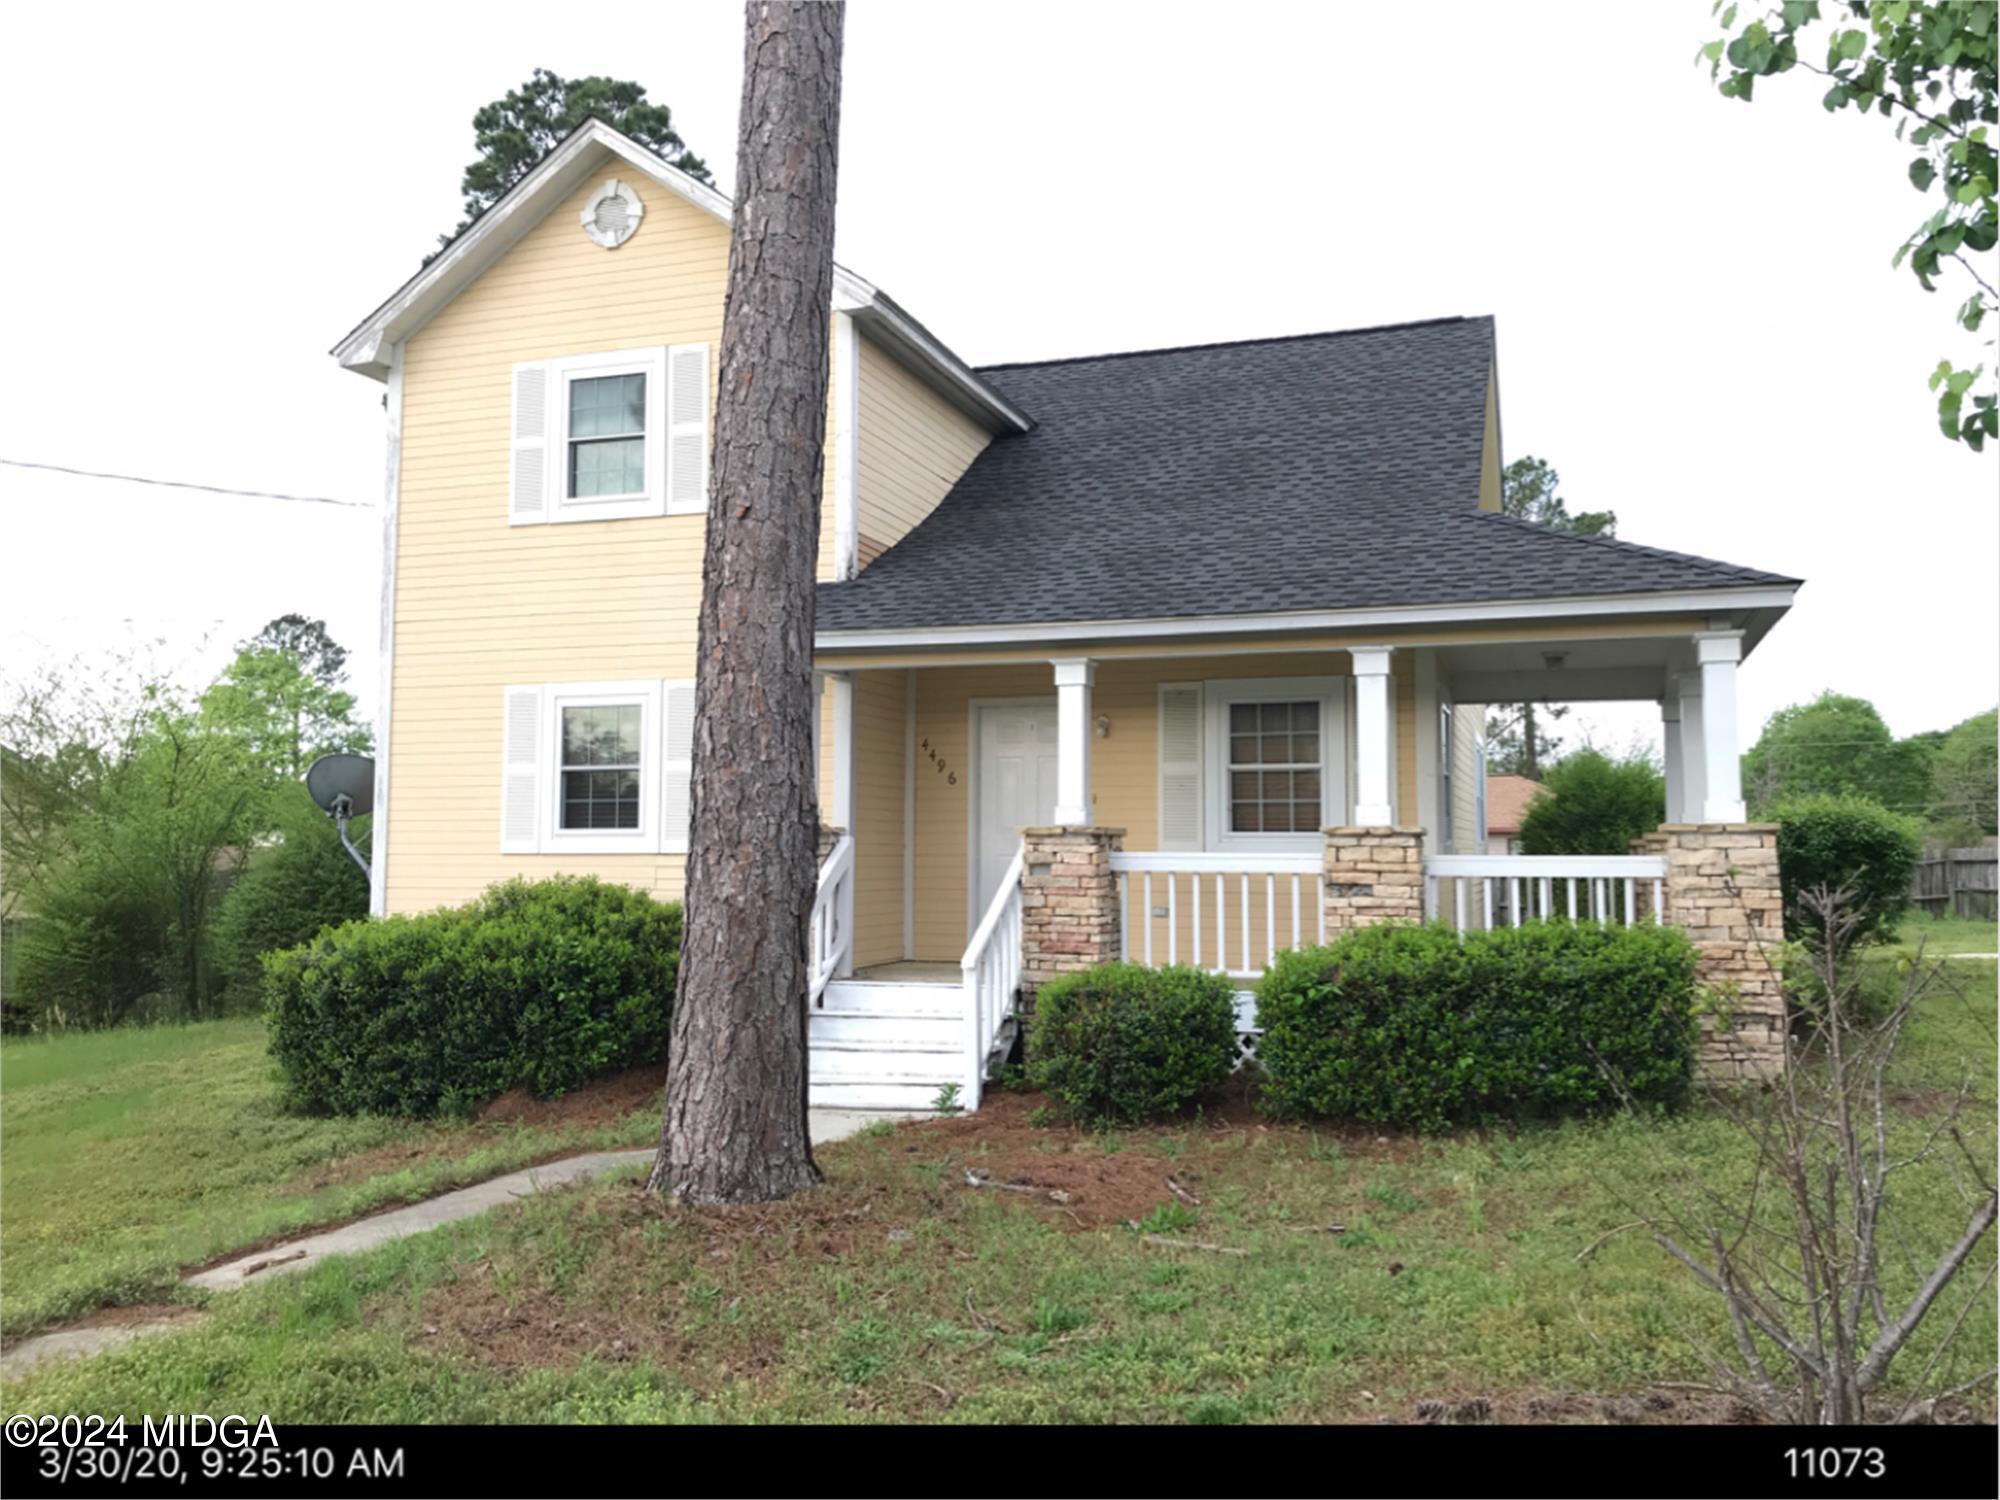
left=1773, top=794, right=1924, bottom=947
left=1517, top=749, right=1665, bottom=855
left=1026, top=962, right=1239, bottom=1127
left=213, top=789, right=369, bottom=1011
left=1254, top=921, right=1699, bottom=1130
left=264, top=876, right=680, bottom=1117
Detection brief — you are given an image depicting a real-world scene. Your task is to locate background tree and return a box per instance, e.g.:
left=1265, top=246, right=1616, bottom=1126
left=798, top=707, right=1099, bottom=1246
left=14, top=703, right=263, bottom=1026
left=1925, top=705, right=1999, bottom=843
left=1742, top=690, right=1935, bottom=816
left=1483, top=456, right=1618, bottom=776
left=443, top=68, right=713, bottom=247
left=1701, top=1, right=1998, bottom=449
left=211, top=785, right=369, bottom=1010
left=1516, top=748, right=1667, bottom=856
left=652, top=1, right=845, bottom=1205
left=199, top=616, right=370, bottom=784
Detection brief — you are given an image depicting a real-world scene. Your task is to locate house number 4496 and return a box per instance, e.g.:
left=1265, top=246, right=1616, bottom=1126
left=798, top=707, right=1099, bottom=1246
left=920, top=739, right=957, bottom=786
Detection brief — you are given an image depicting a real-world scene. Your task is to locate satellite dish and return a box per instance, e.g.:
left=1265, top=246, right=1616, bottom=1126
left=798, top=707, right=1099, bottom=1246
left=306, top=754, right=376, bottom=816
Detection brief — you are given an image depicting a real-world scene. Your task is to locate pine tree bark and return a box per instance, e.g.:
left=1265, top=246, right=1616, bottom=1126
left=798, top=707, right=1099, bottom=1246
left=649, top=0, right=844, bottom=1205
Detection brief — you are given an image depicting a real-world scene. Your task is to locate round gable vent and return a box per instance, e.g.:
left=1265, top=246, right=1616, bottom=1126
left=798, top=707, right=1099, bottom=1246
left=581, top=179, right=645, bottom=249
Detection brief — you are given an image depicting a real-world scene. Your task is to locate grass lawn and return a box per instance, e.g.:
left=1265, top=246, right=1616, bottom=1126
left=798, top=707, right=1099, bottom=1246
left=0, top=1018, right=660, bottom=1338
left=1895, top=912, right=1999, bottom=958
left=5, top=971, right=1992, bottom=1425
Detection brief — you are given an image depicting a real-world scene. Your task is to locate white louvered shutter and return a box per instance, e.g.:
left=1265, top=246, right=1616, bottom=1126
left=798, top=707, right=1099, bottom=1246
left=501, top=686, right=543, bottom=851
left=509, top=363, right=551, bottom=523
left=665, top=344, right=709, bottom=515
left=1158, top=684, right=1204, bottom=851
left=659, top=680, right=696, bottom=852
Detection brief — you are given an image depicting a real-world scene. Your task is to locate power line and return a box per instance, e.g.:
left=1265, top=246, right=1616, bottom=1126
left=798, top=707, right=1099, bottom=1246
left=0, top=457, right=371, bottom=510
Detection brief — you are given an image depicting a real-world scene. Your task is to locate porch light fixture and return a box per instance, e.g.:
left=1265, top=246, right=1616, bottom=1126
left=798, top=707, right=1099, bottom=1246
left=1094, top=715, right=1111, bottom=738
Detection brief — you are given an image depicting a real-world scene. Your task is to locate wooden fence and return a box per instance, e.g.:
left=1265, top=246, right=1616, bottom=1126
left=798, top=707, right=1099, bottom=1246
left=1911, top=847, right=1998, bottom=921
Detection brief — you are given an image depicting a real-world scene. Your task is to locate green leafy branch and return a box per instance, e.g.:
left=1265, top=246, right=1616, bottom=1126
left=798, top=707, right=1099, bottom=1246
left=1701, top=1, right=1998, bottom=449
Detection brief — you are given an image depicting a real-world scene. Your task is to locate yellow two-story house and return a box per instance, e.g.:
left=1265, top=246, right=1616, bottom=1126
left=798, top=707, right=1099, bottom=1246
left=336, top=119, right=1801, bottom=1108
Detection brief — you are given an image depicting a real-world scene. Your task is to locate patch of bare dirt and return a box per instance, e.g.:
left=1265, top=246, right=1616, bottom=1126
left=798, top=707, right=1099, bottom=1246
left=474, top=1063, right=663, bottom=1129
left=1313, top=1386, right=1757, bottom=1426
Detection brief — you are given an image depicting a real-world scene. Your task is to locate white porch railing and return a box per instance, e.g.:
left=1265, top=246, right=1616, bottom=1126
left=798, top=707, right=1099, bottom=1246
left=808, top=834, right=856, bottom=1005
left=1424, top=853, right=1667, bottom=932
left=959, top=843, right=1026, bottom=1112
left=1110, top=852, right=1326, bottom=979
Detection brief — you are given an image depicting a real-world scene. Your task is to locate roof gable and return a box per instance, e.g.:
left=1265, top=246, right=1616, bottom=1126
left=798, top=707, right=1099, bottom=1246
left=333, top=119, right=1028, bottom=432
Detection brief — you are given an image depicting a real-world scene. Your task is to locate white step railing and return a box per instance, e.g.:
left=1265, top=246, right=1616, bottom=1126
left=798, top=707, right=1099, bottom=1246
left=1110, top=851, right=1326, bottom=979
left=1424, top=853, right=1667, bottom=932
left=809, top=833, right=856, bottom=1005
left=959, top=842, right=1025, bottom=1112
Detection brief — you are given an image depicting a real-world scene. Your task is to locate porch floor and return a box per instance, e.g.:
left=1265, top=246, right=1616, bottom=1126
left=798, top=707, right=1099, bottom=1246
left=850, top=960, right=962, bottom=985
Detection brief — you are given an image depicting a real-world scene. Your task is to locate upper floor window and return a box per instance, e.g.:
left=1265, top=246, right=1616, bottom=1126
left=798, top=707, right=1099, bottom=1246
left=510, top=344, right=708, bottom=525
left=567, top=374, right=647, bottom=501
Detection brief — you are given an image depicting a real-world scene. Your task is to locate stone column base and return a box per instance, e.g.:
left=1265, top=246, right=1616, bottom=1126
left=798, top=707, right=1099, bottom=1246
left=1019, top=826, right=1124, bottom=1004
left=1322, top=826, right=1425, bottom=933
left=1655, top=823, right=1786, bottom=1080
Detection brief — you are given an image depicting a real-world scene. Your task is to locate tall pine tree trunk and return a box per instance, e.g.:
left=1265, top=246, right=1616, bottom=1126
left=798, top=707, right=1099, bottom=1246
left=649, top=0, right=844, bottom=1205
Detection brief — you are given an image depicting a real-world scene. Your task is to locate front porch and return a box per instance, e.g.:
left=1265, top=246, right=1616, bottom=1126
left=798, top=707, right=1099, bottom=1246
left=804, top=621, right=1786, bottom=1110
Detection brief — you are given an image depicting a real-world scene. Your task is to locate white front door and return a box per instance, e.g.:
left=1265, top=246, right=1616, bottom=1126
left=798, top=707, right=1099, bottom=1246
left=974, top=701, right=1059, bottom=926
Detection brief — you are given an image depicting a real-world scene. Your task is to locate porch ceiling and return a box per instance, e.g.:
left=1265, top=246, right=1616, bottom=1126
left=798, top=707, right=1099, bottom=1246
left=1435, top=634, right=1697, bottom=703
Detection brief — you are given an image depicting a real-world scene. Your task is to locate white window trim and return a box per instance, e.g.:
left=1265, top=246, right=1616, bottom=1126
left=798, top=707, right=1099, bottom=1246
left=547, top=348, right=669, bottom=523
left=1201, top=676, right=1347, bottom=854
left=541, top=680, right=663, bottom=855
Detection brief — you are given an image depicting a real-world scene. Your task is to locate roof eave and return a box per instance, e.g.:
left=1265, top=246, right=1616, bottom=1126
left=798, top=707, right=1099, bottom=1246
left=813, top=581, right=1802, bottom=654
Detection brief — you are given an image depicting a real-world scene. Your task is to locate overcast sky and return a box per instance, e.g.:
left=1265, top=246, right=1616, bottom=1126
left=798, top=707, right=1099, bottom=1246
left=2, top=0, right=1993, bottom=757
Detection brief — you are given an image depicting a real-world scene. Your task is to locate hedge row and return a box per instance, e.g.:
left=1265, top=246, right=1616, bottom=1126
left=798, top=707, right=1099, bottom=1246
left=264, top=876, right=679, bottom=1118
left=1253, top=921, right=1700, bottom=1130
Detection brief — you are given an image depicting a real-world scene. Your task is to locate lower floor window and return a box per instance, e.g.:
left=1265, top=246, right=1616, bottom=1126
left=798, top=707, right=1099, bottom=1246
left=560, top=703, right=643, bottom=830
left=1227, top=700, right=1322, bottom=833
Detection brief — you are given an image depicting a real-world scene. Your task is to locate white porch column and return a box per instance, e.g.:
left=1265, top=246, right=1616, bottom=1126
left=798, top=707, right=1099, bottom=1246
left=1660, top=696, right=1685, bottom=822
left=1675, top=672, right=1706, bottom=825
left=1696, top=630, right=1747, bottom=822
left=827, top=670, right=855, bottom=833
left=1051, top=657, right=1097, bottom=825
left=1351, top=646, right=1396, bottom=825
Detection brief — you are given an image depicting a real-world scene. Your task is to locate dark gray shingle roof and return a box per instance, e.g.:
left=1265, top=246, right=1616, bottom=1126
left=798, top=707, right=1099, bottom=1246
left=816, top=317, right=1797, bottom=632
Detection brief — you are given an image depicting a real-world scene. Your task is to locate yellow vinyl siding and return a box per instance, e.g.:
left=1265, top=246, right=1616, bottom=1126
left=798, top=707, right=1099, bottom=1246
left=1451, top=697, right=1485, bottom=854
left=389, top=168, right=847, bottom=913
left=1477, top=365, right=1502, bottom=511
left=849, top=670, right=908, bottom=967
left=1395, top=652, right=1417, bottom=825
left=855, top=336, right=990, bottom=561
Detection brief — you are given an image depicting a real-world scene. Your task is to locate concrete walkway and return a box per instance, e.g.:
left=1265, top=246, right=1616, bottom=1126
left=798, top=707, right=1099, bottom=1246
left=1, top=1108, right=915, bottom=1382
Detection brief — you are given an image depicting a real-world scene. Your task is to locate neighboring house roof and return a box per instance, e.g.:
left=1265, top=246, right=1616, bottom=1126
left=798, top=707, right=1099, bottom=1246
left=815, top=318, right=1800, bottom=635
left=1484, top=774, right=1545, bottom=836
left=331, top=118, right=1029, bottom=434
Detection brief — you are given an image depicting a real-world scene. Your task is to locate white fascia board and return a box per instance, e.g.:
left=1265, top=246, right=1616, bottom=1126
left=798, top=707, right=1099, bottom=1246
left=330, top=121, right=1030, bottom=432
left=813, top=585, right=1800, bottom=653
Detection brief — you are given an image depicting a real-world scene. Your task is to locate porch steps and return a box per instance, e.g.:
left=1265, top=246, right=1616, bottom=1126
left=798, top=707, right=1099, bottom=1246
left=808, top=979, right=975, bottom=1112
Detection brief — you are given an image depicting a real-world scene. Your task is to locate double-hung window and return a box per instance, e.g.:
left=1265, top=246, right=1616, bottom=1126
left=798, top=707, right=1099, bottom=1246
left=558, top=701, right=645, bottom=831
left=1227, top=701, right=1323, bottom=834
left=566, top=372, right=648, bottom=503
left=509, top=345, right=708, bottom=524
left=1186, top=676, right=1347, bottom=853
left=502, top=680, right=693, bottom=855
